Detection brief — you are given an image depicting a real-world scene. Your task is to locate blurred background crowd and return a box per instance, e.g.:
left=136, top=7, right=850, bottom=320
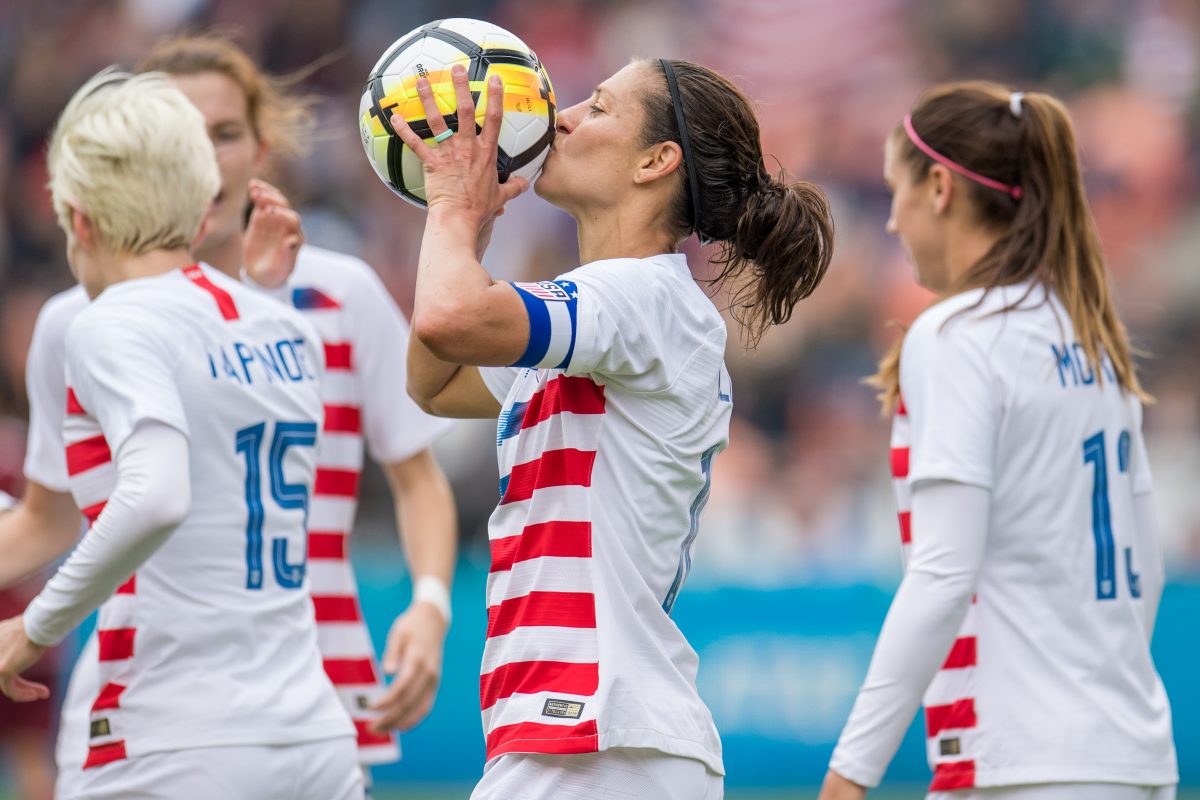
left=0, top=0, right=1198, bottom=795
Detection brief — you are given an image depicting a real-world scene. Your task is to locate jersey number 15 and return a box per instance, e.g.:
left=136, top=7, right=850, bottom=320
left=236, top=421, right=317, bottom=590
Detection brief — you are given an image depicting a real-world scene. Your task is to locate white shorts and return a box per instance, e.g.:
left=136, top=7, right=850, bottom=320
left=929, top=784, right=1177, bottom=800
left=61, top=736, right=363, bottom=800
left=470, top=748, right=723, bottom=800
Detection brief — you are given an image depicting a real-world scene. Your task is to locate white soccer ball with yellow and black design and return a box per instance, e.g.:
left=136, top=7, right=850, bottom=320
left=359, top=18, right=556, bottom=209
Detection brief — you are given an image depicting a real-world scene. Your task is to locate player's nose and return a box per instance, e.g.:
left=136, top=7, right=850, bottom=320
left=555, top=102, right=584, bottom=136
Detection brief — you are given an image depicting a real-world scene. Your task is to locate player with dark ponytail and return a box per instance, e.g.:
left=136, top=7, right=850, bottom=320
left=393, top=58, right=833, bottom=799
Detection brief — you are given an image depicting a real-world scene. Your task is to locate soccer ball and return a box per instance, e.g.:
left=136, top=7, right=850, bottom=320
left=359, top=18, right=556, bottom=209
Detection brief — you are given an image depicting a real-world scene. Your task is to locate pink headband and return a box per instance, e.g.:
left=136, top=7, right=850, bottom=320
left=903, top=114, right=1022, bottom=200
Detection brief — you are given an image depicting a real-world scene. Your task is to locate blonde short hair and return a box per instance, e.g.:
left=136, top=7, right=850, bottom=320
left=47, top=68, right=220, bottom=255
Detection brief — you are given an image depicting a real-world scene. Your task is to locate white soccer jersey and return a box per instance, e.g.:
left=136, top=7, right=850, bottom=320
left=282, top=244, right=453, bottom=762
left=54, top=264, right=351, bottom=773
left=478, top=254, right=731, bottom=774
left=41, top=246, right=448, bottom=778
left=890, top=284, right=1176, bottom=791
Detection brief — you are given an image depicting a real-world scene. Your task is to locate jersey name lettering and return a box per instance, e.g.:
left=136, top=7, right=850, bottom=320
left=206, top=337, right=318, bottom=386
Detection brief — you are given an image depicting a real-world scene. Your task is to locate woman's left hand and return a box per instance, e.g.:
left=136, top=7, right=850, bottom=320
left=390, top=64, right=529, bottom=227
left=0, top=615, right=49, bottom=702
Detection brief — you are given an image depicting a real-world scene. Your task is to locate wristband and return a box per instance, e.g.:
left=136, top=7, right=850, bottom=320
left=413, top=575, right=451, bottom=625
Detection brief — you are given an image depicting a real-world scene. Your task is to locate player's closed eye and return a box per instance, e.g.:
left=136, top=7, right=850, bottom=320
left=213, top=125, right=245, bottom=143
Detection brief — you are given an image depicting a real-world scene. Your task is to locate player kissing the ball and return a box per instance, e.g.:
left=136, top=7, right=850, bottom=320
left=392, top=56, right=834, bottom=800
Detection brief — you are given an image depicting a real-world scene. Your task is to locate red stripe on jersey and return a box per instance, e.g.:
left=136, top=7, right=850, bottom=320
left=115, top=575, right=136, bottom=595
left=486, top=720, right=599, bottom=760
left=480, top=660, right=599, bottom=711
left=353, top=719, right=393, bottom=748
left=313, top=595, right=362, bottom=623
left=490, top=521, right=592, bottom=574
left=182, top=265, right=239, bottom=321
left=308, top=531, right=347, bottom=560
left=82, top=500, right=108, bottom=526
left=500, top=449, right=597, bottom=506
left=942, top=637, right=977, bottom=670
left=896, top=395, right=907, bottom=416
left=487, top=591, right=596, bottom=639
left=324, top=343, right=353, bottom=370
left=930, top=760, right=976, bottom=791
left=66, top=435, right=112, bottom=476
left=324, top=658, right=379, bottom=686
left=323, top=405, right=362, bottom=434
left=66, top=387, right=86, bottom=415
left=315, top=468, right=359, bottom=498
left=97, top=628, right=135, bottom=661
left=91, top=682, right=126, bottom=712
left=83, top=740, right=127, bottom=769
left=521, top=376, right=606, bottom=430
left=890, top=446, right=909, bottom=479
left=926, top=698, right=977, bottom=737
left=898, top=511, right=912, bottom=545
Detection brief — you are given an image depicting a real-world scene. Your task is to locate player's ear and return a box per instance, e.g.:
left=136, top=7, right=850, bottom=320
left=70, top=206, right=95, bottom=249
left=634, top=140, right=683, bottom=186
left=928, top=163, right=955, bottom=216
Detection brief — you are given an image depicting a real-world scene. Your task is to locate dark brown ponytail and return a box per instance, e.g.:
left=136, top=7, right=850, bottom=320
left=638, top=59, right=834, bottom=345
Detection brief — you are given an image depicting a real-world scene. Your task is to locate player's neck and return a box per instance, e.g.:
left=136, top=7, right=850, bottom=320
left=574, top=206, right=677, bottom=264
left=103, top=248, right=195, bottom=289
left=942, top=221, right=1003, bottom=291
left=194, top=231, right=244, bottom=281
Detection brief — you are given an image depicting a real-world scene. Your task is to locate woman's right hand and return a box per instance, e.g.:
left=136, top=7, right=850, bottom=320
left=390, top=65, right=529, bottom=228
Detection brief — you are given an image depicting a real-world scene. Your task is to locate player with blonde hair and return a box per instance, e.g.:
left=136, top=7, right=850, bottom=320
left=0, top=34, right=457, bottom=797
left=821, top=82, right=1177, bottom=800
left=0, top=68, right=362, bottom=799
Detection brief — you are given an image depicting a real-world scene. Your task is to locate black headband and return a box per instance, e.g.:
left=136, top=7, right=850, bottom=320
left=659, top=58, right=708, bottom=244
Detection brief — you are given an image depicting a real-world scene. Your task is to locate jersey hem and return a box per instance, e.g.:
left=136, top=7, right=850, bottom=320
left=600, top=726, right=724, bottom=776
left=355, top=742, right=402, bottom=766
left=114, top=718, right=356, bottom=761
left=969, top=764, right=1179, bottom=788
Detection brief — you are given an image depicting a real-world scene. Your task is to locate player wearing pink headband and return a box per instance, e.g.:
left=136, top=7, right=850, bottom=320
left=821, top=81, right=1176, bottom=800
